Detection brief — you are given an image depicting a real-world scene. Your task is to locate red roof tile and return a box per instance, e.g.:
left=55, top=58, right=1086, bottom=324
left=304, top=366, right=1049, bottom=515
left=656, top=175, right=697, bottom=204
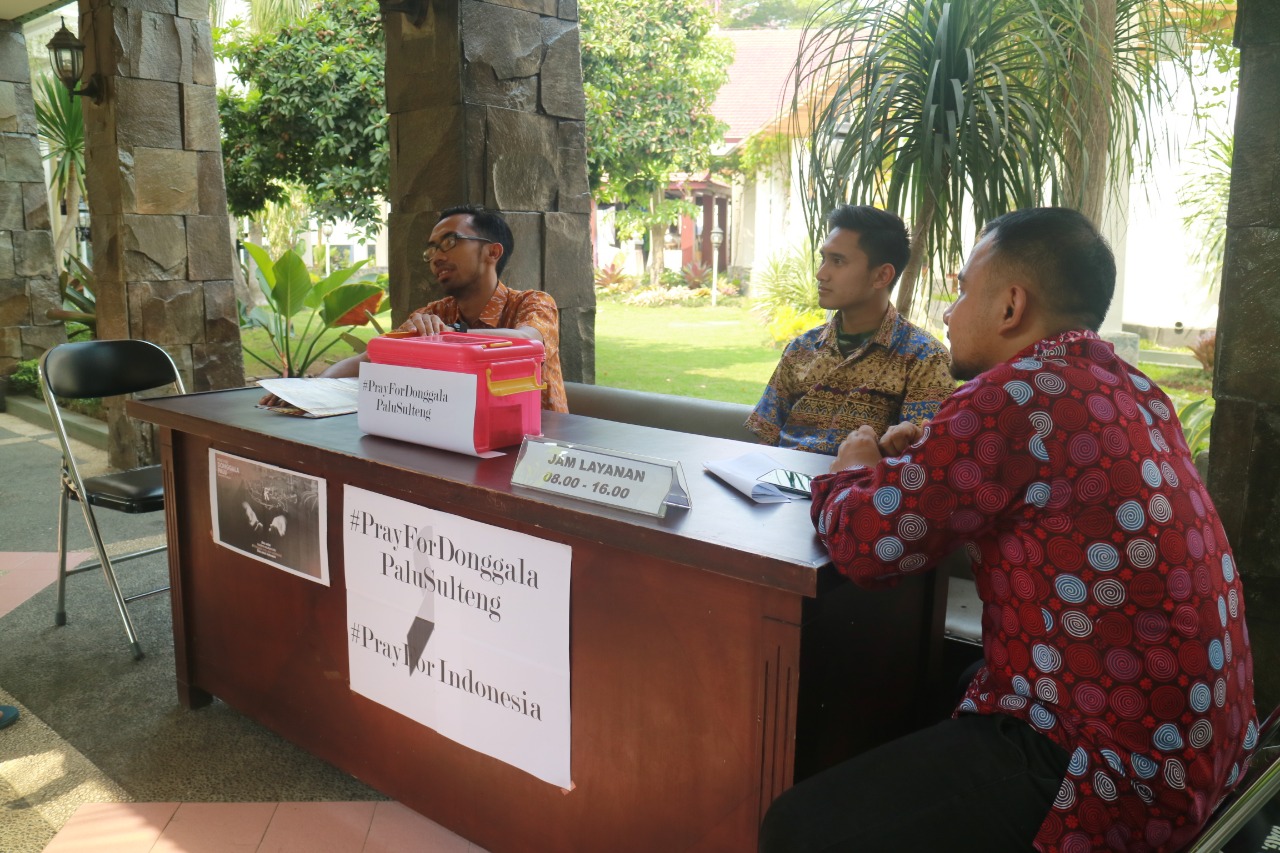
left=712, top=29, right=806, bottom=145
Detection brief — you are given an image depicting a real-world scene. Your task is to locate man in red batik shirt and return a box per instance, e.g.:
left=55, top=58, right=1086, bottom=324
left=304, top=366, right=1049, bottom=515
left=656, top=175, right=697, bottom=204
left=761, top=208, right=1257, bottom=853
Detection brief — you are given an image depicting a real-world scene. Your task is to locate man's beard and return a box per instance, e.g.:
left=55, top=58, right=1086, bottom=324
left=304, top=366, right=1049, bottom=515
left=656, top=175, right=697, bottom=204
left=949, top=357, right=980, bottom=382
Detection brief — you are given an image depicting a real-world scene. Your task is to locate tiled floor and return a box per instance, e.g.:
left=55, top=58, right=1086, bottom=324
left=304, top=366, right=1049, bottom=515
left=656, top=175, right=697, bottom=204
left=42, top=801, right=485, bottom=853
left=0, top=414, right=486, bottom=853
left=0, top=412, right=489, bottom=851
left=0, top=548, right=488, bottom=853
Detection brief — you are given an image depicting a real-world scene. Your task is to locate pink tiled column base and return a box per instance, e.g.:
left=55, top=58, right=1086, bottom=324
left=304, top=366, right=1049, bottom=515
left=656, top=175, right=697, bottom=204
left=44, top=802, right=489, bottom=853
left=0, top=552, right=90, bottom=618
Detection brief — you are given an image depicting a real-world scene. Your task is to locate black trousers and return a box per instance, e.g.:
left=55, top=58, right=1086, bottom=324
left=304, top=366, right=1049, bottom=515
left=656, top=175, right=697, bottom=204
left=760, top=713, right=1070, bottom=853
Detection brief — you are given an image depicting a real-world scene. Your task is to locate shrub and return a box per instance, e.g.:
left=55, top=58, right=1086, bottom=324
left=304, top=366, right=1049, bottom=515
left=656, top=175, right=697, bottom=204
left=624, top=286, right=708, bottom=307
left=1187, top=330, right=1216, bottom=373
left=8, top=359, right=41, bottom=396
left=765, top=305, right=827, bottom=347
left=1178, top=397, right=1214, bottom=459
left=681, top=260, right=710, bottom=288
left=751, top=243, right=818, bottom=322
left=594, top=263, right=638, bottom=294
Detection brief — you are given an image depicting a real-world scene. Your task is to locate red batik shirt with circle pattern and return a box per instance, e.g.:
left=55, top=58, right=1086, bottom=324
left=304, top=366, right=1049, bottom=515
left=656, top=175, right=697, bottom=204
left=811, top=330, right=1257, bottom=853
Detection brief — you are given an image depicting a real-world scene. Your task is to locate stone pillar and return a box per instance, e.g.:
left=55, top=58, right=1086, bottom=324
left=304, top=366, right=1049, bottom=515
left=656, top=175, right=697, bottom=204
left=383, top=0, right=595, bottom=384
left=79, top=0, right=243, bottom=469
left=1209, top=0, right=1280, bottom=708
left=0, top=21, right=62, bottom=377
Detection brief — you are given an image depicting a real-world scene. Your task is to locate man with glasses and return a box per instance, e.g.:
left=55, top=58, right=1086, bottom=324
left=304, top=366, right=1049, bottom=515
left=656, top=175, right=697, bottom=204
left=321, top=205, right=567, bottom=411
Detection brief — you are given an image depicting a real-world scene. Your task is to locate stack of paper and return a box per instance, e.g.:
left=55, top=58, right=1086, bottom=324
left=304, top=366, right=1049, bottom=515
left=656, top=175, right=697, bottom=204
left=256, top=377, right=359, bottom=418
left=704, top=451, right=795, bottom=504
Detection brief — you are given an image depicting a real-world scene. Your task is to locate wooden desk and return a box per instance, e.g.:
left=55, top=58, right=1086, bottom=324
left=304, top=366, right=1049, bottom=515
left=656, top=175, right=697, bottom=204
left=131, top=388, right=945, bottom=853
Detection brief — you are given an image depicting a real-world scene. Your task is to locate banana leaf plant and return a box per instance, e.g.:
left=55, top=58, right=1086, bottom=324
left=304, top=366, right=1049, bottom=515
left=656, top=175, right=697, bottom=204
left=241, top=242, right=384, bottom=377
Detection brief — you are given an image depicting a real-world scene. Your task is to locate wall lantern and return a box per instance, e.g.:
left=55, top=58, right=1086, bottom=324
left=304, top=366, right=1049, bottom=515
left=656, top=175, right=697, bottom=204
left=378, top=0, right=428, bottom=26
left=46, top=20, right=102, bottom=104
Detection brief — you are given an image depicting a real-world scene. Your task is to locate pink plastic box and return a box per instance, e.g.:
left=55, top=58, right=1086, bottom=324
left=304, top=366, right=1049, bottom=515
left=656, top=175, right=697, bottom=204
left=366, top=332, right=545, bottom=453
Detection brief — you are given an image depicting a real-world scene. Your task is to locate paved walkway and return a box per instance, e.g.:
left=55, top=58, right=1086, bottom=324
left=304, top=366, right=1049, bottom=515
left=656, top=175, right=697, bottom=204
left=0, top=406, right=486, bottom=852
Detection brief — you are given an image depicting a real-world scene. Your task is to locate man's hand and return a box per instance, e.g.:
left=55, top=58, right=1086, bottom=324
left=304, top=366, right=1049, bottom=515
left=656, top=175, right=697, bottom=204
left=830, top=425, right=883, bottom=473
left=879, top=421, right=926, bottom=458
left=399, top=312, right=452, bottom=336
left=243, top=502, right=263, bottom=532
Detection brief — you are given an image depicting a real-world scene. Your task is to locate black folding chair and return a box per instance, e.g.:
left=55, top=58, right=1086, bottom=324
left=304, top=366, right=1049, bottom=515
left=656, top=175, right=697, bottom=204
left=1181, top=704, right=1280, bottom=852
left=38, top=339, right=186, bottom=660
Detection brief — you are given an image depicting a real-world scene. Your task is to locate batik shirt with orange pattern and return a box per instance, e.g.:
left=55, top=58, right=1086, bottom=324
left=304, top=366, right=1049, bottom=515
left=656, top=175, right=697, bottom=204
left=401, top=282, right=567, bottom=413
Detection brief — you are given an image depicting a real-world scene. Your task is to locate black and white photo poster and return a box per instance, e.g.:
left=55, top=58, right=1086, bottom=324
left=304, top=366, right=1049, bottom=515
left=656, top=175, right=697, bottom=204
left=209, top=449, right=329, bottom=585
left=343, top=485, right=572, bottom=788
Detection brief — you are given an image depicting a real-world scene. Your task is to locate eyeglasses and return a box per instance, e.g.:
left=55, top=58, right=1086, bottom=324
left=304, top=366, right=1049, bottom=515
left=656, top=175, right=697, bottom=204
left=423, top=232, right=492, bottom=262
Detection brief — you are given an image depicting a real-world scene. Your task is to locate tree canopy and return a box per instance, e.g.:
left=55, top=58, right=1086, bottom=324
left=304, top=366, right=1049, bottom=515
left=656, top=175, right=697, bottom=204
left=581, top=0, right=732, bottom=206
left=217, top=0, right=387, bottom=231
left=718, top=0, right=820, bottom=29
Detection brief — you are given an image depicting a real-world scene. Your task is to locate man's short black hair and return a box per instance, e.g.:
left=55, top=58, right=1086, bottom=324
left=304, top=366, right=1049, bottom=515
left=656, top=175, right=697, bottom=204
left=980, top=207, right=1116, bottom=332
left=826, top=205, right=911, bottom=289
left=438, top=205, right=514, bottom=277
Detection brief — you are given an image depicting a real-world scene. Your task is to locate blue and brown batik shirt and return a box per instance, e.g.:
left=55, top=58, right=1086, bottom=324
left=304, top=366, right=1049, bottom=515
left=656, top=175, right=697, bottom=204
left=746, top=303, right=955, bottom=455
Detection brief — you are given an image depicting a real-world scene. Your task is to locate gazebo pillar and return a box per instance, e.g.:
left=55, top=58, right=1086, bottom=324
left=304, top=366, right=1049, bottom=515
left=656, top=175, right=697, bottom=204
left=78, top=0, right=243, bottom=468
left=382, top=0, right=595, bottom=383
left=1210, top=0, right=1280, bottom=708
left=0, top=21, right=61, bottom=377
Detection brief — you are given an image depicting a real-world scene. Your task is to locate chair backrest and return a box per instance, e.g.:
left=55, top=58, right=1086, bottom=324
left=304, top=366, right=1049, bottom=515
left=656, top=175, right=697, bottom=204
left=564, top=381, right=756, bottom=443
left=40, top=339, right=185, bottom=400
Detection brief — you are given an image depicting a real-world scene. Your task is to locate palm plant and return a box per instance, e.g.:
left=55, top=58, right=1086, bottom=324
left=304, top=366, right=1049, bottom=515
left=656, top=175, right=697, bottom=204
left=793, top=0, right=1070, bottom=317
left=34, top=74, right=86, bottom=265
left=210, top=0, right=311, bottom=29
left=1178, top=128, right=1232, bottom=293
left=792, top=0, right=1204, bottom=318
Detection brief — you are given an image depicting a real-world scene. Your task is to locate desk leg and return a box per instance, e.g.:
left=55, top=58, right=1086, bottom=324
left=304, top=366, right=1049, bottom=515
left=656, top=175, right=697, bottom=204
left=159, top=427, right=211, bottom=710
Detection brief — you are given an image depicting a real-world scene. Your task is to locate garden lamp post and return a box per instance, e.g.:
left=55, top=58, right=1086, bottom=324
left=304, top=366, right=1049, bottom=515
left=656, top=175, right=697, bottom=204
left=710, top=225, right=724, bottom=308
left=322, top=222, right=334, bottom=277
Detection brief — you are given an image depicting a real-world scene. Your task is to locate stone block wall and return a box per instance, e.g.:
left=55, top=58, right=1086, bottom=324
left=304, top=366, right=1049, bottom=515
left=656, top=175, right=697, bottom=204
left=1209, top=0, right=1280, bottom=709
left=384, top=0, right=595, bottom=383
left=78, top=0, right=242, bottom=468
left=0, top=21, right=63, bottom=376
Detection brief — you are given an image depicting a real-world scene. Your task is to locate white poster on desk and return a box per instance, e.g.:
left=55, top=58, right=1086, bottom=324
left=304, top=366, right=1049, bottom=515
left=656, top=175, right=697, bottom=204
left=343, top=485, right=572, bottom=788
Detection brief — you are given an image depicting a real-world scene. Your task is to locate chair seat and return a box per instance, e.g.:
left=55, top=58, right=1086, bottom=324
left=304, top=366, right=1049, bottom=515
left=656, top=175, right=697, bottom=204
left=76, top=466, right=165, bottom=514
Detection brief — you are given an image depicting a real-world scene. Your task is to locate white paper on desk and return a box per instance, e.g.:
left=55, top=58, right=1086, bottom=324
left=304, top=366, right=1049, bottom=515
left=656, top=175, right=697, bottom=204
left=256, top=377, right=359, bottom=417
left=703, top=451, right=792, bottom=503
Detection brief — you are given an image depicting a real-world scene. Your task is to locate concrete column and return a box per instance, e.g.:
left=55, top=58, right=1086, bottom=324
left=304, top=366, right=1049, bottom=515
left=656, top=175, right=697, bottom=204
left=78, top=0, right=243, bottom=468
left=383, top=0, right=595, bottom=383
left=0, top=21, right=62, bottom=377
left=1209, top=0, right=1280, bottom=708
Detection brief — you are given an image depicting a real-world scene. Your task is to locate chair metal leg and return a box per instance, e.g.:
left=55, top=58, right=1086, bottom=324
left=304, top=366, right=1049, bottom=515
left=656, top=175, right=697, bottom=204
left=55, top=482, right=70, bottom=627
left=75, top=498, right=146, bottom=660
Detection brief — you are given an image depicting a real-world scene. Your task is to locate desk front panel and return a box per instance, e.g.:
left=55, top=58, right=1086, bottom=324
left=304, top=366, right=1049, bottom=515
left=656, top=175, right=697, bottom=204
left=140, top=392, right=944, bottom=852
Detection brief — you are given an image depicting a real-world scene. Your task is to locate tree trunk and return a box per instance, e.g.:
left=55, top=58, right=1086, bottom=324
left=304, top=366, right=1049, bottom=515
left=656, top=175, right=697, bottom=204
left=51, top=164, right=81, bottom=265
left=1063, top=0, right=1117, bottom=225
left=895, top=193, right=937, bottom=320
left=647, top=189, right=665, bottom=289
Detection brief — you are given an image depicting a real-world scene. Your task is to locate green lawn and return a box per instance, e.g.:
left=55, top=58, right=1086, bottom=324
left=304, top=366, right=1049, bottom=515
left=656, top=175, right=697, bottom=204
left=593, top=300, right=782, bottom=405
left=239, top=301, right=1216, bottom=414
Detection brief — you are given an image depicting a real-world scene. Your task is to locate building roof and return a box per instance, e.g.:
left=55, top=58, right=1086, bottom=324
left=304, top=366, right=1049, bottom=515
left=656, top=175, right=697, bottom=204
left=711, top=28, right=806, bottom=146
